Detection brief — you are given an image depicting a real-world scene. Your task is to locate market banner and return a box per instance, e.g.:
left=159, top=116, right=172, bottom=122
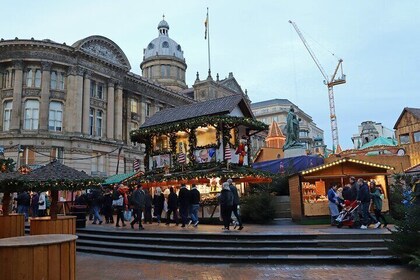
left=252, top=155, right=324, bottom=175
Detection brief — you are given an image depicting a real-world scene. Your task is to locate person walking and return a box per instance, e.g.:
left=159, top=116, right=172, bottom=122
left=144, top=189, right=153, bottom=224
left=370, top=181, right=388, bottom=228
left=130, top=184, right=146, bottom=230
left=31, top=192, right=39, bottom=218
left=38, top=192, right=46, bottom=217
left=219, top=182, right=234, bottom=230
left=227, top=179, right=243, bottom=230
left=327, top=183, right=340, bottom=225
left=166, top=187, right=179, bottom=226
left=178, top=184, right=190, bottom=227
left=153, top=187, right=165, bottom=224
left=113, top=186, right=126, bottom=227
left=357, top=178, right=380, bottom=229
left=90, top=188, right=103, bottom=225
left=189, top=184, right=201, bottom=227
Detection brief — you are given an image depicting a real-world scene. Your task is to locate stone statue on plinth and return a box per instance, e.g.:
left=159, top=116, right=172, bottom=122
left=283, top=107, right=305, bottom=157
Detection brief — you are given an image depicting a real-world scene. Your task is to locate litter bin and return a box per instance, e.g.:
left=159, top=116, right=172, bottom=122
left=69, top=205, right=87, bottom=228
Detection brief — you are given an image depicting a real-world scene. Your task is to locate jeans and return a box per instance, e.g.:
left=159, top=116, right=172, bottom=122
left=131, top=208, right=143, bottom=228
left=361, top=202, right=377, bottom=226
left=179, top=206, right=189, bottom=226
left=190, top=204, right=200, bottom=224
left=18, top=205, right=29, bottom=221
left=92, top=205, right=102, bottom=223
left=166, top=208, right=178, bottom=224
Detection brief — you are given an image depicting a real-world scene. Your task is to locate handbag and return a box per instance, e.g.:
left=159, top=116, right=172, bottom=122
left=124, top=210, right=132, bottom=221
left=112, top=196, right=123, bottom=207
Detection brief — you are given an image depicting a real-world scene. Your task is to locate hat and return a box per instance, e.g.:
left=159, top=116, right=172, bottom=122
left=227, top=178, right=233, bottom=184
left=350, top=176, right=356, bottom=181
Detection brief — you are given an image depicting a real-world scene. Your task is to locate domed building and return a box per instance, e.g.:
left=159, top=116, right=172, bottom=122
left=140, top=17, right=188, bottom=92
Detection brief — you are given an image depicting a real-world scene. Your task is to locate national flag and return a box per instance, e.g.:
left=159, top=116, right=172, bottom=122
left=204, top=11, right=208, bottom=39
left=224, top=143, right=231, bottom=161
left=133, top=159, right=140, bottom=172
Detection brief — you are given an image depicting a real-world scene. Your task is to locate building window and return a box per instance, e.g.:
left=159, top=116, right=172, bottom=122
left=24, top=100, right=39, bottom=130
left=90, top=81, right=96, bottom=98
left=50, top=147, right=64, bottom=164
left=145, top=103, right=151, bottom=117
left=161, top=65, right=170, bottom=78
left=26, top=69, right=33, bottom=87
left=34, top=69, right=41, bottom=88
left=97, top=83, right=104, bottom=99
left=3, top=100, right=12, bottom=131
left=58, top=72, right=65, bottom=90
left=414, top=131, right=420, bottom=143
left=50, top=71, right=57, bottom=89
left=96, top=110, right=103, bottom=137
left=130, top=99, right=138, bottom=113
left=49, top=101, right=63, bottom=131
left=89, top=108, right=94, bottom=136
left=162, top=41, right=169, bottom=48
left=400, top=133, right=410, bottom=145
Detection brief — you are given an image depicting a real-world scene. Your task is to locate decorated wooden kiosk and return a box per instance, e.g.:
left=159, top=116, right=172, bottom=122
left=130, top=95, right=271, bottom=219
left=288, top=157, right=394, bottom=221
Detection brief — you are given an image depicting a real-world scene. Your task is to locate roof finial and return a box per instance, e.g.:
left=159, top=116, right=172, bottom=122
left=162, top=14, right=165, bottom=20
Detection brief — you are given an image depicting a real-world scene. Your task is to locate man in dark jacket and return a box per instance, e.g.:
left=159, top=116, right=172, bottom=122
left=90, top=188, right=103, bottom=225
left=220, top=182, right=234, bottom=230
left=166, top=187, right=179, bottom=226
left=178, top=184, right=190, bottom=227
left=144, top=189, right=153, bottom=224
left=189, top=184, right=201, bottom=227
left=357, top=178, right=380, bottom=229
left=130, top=185, right=146, bottom=229
left=130, top=184, right=146, bottom=230
left=16, top=191, right=30, bottom=221
left=227, top=179, right=243, bottom=230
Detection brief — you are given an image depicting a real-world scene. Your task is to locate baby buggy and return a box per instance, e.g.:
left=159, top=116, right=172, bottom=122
left=335, top=200, right=361, bottom=228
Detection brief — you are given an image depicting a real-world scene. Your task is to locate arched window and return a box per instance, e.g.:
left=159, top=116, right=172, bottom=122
left=3, top=100, right=12, bottom=131
left=49, top=101, right=63, bottom=131
left=162, top=41, right=169, bottom=48
left=24, top=100, right=39, bottom=130
left=50, top=71, right=57, bottom=89
left=34, top=69, right=41, bottom=88
left=177, top=45, right=182, bottom=51
left=148, top=43, right=154, bottom=50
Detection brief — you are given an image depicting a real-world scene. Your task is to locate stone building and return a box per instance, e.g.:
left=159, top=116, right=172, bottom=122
left=250, top=99, right=325, bottom=156
left=351, top=121, right=394, bottom=149
left=0, top=30, right=193, bottom=176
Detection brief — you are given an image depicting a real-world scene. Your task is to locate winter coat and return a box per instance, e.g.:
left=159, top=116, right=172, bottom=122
left=229, top=184, right=240, bottom=205
left=190, top=188, right=201, bottom=205
left=131, top=189, right=146, bottom=209
left=342, top=186, right=353, bottom=201
left=351, top=182, right=359, bottom=201
left=370, top=188, right=383, bottom=210
left=153, top=193, right=165, bottom=213
left=358, top=183, right=370, bottom=203
left=167, top=192, right=178, bottom=210
left=178, top=187, right=190, bottom=208
left=144, top=192, right=153, bottom=208
left=38, top=193, right=46, bottom=210
left=219, top=188, right=234, bottom=207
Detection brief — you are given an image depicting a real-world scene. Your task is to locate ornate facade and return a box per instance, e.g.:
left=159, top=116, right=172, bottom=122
left=0, top=35, right=193, bottom=176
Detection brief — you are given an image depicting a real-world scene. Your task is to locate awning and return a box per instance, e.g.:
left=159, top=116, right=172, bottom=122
left=103, top=171, right=139, bottom=185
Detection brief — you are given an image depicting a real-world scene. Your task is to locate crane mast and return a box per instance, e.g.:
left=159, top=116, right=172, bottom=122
left=289, top=20, right=346, bottom=152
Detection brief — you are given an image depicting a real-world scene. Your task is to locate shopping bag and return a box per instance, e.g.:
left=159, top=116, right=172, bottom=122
left=124, top=210, right=132, bottom=221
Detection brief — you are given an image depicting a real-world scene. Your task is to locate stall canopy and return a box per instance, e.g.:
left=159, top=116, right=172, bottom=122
left=252, top=155, right=324, bottom=175
left=103, top=171, right=137, bottom=185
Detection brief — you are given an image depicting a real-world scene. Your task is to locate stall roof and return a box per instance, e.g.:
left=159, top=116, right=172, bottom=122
left=252, top=155, right=324, bottom=175
left=301, top=157, right=394, bottom=175
left=405, top=163, right=420, bottom=174
left=359, top=137, right=397, bottom=149
left=103, top=171, right=143, bottom=185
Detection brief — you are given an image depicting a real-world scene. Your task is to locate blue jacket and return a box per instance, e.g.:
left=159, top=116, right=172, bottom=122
left=327, top=188, right=338, bottom=204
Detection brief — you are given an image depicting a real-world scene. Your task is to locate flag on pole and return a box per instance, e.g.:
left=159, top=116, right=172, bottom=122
left=178, top=142, right=186, bottom=164
left=204, top=10, right=209, bottom=39
left=224, top=143, right=231, bottom=161
left=133, top=159, right=140, bottom=172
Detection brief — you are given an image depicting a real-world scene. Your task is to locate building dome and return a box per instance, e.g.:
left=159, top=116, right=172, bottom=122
left=143, top=18, right=184, bottom=60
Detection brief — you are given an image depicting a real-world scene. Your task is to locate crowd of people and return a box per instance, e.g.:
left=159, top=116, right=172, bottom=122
left=10, top=191, right=50, bottom=221
left=79, top=179, right=244, bottom=231
left=327, top=176, right=387, bottom=229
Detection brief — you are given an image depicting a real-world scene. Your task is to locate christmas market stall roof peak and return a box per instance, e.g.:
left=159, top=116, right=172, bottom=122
left=300, top=157, right=394, bottom=176
left=131, top=95, right=268, bottom=143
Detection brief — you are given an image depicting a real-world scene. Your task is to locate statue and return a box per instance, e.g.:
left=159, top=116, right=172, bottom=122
left=283, top=106, right=302, bottom=150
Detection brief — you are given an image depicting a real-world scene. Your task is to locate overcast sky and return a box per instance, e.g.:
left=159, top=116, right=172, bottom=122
left=1, top=0, right=418, bottom=149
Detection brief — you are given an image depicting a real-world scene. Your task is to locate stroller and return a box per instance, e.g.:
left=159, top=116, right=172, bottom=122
left=335, top=200, right=361, bottom=228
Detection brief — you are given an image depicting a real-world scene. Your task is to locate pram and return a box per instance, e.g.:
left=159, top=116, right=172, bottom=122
left=335, top=200, right=361, bottom=228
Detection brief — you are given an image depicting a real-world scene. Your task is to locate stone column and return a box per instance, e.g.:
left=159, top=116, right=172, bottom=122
left=10, top=60, right=23, bottom=131
left=114, top=85, right=123, bottom=140
left=82, top=71, right=92, bottom=135
left=106, top=80, right=115, bottom=140
left=64, top=66, right=84, bottom=134
left=39, top=61, right=52, bottom=132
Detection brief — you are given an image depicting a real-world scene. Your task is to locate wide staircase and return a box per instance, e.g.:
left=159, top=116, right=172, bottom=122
left=74, top=227, right=397, bottom=264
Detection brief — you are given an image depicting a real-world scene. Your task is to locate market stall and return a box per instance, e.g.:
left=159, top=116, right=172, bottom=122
left=288, top=157, right=394, bottom=221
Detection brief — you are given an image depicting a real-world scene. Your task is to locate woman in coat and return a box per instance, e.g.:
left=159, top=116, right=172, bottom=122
left=370, top=182, right=387, bottom=227
left=327, top=183, right=340, bottom=226
left=219, top=182, right=234, bottom=230
left=153, top=187, right=165, bottom=224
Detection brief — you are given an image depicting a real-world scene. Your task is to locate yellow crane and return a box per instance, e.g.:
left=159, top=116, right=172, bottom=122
left=289, top=20, right=346, bottom=152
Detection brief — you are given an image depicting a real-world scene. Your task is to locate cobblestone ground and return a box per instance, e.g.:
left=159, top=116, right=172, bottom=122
left=77, top=253, right=419, bottom=280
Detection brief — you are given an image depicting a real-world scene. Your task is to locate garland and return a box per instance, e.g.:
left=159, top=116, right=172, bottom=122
left=0, top=158, right=15, bottom=172
left=188, top=128, right=197, bottom=164
left=0, top=178, right=102, bottom=193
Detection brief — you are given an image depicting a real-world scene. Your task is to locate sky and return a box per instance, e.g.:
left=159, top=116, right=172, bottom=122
left=1, top=0, right=418, bottom=150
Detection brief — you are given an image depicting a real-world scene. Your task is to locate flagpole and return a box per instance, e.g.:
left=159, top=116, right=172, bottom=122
left=206, top=7, right=211, bottom=78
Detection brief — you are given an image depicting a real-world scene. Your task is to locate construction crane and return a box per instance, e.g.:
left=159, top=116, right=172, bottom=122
left=289, top=20, right=346, bottom=152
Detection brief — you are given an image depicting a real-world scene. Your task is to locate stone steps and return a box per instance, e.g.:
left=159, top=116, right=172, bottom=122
left=74, top=228, right=397, bottom=264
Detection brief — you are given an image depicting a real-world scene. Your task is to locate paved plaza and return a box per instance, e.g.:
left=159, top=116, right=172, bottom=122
left=77, top=252, right=419, bottom=280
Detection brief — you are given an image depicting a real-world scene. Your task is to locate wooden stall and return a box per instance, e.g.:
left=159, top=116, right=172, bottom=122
left=30, top=216, right=76, bottom=235
left=288, top=158, right=394, bottom=221
left=0, top=234, right=77, bottom=280
left=0, top=214, right=25, bottom=238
